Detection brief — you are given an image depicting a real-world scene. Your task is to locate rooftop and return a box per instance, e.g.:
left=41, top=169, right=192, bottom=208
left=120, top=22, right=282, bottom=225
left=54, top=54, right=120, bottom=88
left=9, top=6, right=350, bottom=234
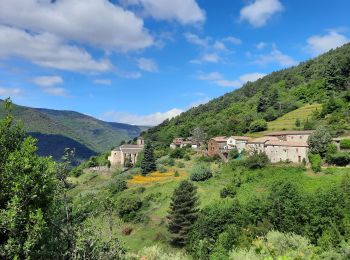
left=247, top=136, right=280, bottom=144
left=229, top=136, right=252, bottom=141
left=211, top=136, right=228, bottom=142
left=265, top=130, right=314, bottom=136
left=265, top=140, right=308, bottom=147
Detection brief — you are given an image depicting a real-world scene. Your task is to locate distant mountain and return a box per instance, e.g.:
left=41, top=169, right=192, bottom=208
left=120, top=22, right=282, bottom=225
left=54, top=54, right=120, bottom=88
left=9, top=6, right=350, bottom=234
left=146, top=43, right=350, bottom=147
left=0, top=101, right=147, bottom=160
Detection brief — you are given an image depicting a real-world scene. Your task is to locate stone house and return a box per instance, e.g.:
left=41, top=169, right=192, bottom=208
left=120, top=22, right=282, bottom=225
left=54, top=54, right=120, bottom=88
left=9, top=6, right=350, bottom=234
left=208, top=136, right=228, bottom=157
left=170, top=137, right=198, bottom=149
left=227, top=136, right=251, bottom=153
left=246, top=131, right=313, bottom=163
left=108, top=137, right=144, bottom=167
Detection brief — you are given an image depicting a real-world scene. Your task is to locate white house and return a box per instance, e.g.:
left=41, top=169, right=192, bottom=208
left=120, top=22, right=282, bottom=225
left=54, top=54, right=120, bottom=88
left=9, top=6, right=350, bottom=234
left=227, top=136, right=251, bottom=153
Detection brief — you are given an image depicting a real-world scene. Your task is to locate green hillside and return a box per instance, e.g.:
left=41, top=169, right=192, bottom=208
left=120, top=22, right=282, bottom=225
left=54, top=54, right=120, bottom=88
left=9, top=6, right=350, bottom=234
left=0, top=101, right=146, bottom=160
left=145, top=43, right=350, bottom=147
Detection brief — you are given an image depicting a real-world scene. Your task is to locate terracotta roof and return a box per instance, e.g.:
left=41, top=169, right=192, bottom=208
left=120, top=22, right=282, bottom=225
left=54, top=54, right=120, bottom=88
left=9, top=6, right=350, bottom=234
left=229, top=136, right=252, bottom=141
left=265, top=130, right=314, bottom=136
left=247, top=136, right=279, bottom=144
left=265, top=141, right=309, bottom=147
left=211, top=136, right=228, bottom=142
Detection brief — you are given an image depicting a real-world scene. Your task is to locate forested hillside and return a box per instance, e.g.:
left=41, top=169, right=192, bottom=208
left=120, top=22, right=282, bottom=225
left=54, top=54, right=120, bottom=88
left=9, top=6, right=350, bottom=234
left=0, top=101, right=147, bottom=160
left=146, top=43, right=350, bottom=146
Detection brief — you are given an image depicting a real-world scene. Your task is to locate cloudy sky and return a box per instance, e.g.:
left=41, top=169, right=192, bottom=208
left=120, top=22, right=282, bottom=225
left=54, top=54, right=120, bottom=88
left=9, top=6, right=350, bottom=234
left=0, top=0, right=349, bottom=125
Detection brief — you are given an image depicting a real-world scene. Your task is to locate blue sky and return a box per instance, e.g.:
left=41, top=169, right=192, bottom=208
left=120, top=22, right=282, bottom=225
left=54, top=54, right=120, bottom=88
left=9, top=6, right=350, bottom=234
left=0, top=0, right=349, bottom=125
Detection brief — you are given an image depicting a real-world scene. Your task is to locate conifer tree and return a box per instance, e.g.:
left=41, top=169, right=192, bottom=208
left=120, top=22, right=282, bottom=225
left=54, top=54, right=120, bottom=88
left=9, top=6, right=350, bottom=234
left=167, top=180, right=199, bottom=247
left=140, top=141, right=156, bottom=175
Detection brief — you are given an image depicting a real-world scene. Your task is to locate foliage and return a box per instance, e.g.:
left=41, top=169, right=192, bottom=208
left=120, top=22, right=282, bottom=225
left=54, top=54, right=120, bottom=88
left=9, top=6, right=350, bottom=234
left=190, top=127, right=207, bottom=145
left=189, top=163, right=213, bottom=182
left=308, top=127, right=333, bottom=157
left=157, top=155, right=175, bottom=166
left=176, top=161, right=185, bottom=168
left=243, top=151, right=269, bottom=169
left=115, top=194, right=142, bottom=222
left=141, top=142, right=156, bottom=175
left=157, top=164, right=167, bottom=173
left=249, top=119, right=268, bottom=132
left=340, top=139, right=350, bottom=149
left=109, top=177, right=128, bottom=194
left=309, top=153, right=322, bottom=172
left=169, top=148, right=186, bottom=159
left=326, top=152, right=350, bottom=166
left=167, top=180, right=199, bottom=247
left=131, top=245, right=189, bottom=260
left=228, top=148, right=240, bottom=160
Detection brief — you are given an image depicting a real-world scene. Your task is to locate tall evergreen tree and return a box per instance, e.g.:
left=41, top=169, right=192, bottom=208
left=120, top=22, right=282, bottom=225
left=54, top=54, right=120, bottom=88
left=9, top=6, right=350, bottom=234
left=167, top=180, right=199, bottom=247
left=140, top=142, right=156, bottom=175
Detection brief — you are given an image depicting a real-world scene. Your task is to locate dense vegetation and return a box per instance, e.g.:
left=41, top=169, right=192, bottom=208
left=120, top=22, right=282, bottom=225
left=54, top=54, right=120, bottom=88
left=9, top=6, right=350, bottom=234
left=145, top=43, right=350, bottom=148
left=0, top=100, right=147, bottom=160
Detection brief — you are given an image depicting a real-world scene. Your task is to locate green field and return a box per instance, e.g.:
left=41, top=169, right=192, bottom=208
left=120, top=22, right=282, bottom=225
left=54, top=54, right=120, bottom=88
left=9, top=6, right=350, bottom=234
left=68, top=158, right=349, bottom=253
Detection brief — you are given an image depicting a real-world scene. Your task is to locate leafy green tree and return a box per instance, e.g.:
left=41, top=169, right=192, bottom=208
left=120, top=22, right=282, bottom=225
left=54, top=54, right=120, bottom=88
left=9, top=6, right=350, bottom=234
left=0, top=99, right=64, bottom=259
left=267, top=181, right=306, bottom=234
left=189, top=163, right=213, bottom=182
left=308, top=127, right=333, bottom=157
left=115, top=194, right=142, bottom=222
left=191, top=127, right=207, bottom=146
left=167, top=180, right=199, bottom=247
left=295, top=118, right=301, bottom=128
left=309, top=153, right=322, bottom=172
left=249, top=119, right=268, bottom=132
left=140, top=142, right=156, bottom=175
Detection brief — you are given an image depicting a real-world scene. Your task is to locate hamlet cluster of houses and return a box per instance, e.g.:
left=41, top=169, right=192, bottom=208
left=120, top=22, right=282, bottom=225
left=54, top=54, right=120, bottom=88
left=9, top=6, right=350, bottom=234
left=170, top=130, right=314, bottom=164
left=108, top=130, right=317, bottom=167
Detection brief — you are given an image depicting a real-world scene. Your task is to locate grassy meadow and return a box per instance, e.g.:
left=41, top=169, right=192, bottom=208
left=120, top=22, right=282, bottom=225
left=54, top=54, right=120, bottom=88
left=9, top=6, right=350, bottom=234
left=67, top=155, right=349, bottom=253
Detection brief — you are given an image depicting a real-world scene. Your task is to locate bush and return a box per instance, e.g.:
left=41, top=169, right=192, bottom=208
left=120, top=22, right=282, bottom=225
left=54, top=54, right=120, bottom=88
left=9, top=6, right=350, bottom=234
left=220, top=187, right=237, bottom=198
left=177, top=161, right=185, bottom=168
left=190, top=163, right=213, bottom=181
left=122, top=227, right=133, bottom=236
left=340, top=139, right=350, bottom=149
left=169, top=148, right=186, bottom=159
left=326, top=152, right=350, bottom=166
left=309, top=153, right=322, bottom=172
left=249, top=119, right=268, bottom=132
left=228, top=148, right=239, bottom=160
left=115, top=194, right=142, bottom=222
left=184, top=154, right=191, bottom=161
left=157, top=155, right=175, bottom=166
left=174, top=171, right=180, bottom=177
left=109, top=178, right=127, bottom=194
left=70, top=166, right=83, bottom=177
left=157, top=164, right=167, bottom=173
left=243, top=151, right=269, bottom=169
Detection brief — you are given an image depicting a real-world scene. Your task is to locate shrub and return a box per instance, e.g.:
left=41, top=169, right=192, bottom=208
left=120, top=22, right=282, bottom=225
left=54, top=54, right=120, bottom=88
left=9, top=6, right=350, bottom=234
left=243, top=151, right=269, bottom=169
left=169, top=148, right=186, bottom=159
left=190, top=163, right=213, bottom=181
left=157, top=164, right=167, bottom=173
left=70, top=166, right=83, bottom=177
left=109, top=178, right=127, bottom=194
left=177, top=161, right=185, bottom=168
left=228, top=148, right=239, bottom=160
left=309, top=153, right=322, bottom=172
left=340, top=139, right=350, bottom=149
left=122, top=227, right=133, bottom=236
left=115, top=194, right=142, bottom=222
left=174, top=171, right=180, bottom=177
left=326, top=152, right=350, bottom=166
left=249, top=119, right=268, bottom=132
left=157, top=155, right=175, bottom=166
left=184, top=154, right=191, bottom=161
left=220, top=187, right=237, bottom=198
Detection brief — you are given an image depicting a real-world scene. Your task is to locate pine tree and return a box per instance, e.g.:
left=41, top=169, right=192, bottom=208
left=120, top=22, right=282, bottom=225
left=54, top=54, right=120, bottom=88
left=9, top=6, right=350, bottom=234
left=140, top=142, right=156, bottom=175
left=167, top=180, right=199, bottom=247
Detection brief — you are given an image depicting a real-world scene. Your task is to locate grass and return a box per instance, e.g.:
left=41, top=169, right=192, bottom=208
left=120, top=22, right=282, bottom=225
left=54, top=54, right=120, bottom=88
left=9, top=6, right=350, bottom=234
left=68, top=158, right=348, bottom=253
left=248, top=103, right=322, bottom=137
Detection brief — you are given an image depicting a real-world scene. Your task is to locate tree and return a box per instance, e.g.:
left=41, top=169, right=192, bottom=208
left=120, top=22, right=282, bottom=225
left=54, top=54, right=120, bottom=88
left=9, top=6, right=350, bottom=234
left=0, top=99, right=64, bottom=259
left=167, top=180, right=199, bottom=247
left=140, top=142, right=156, bottom=175
left=308, top=126, right=332, bottom=157
left=295, top=118, right=301, bottom=128
left=191, top=127, right=207, bottom=146
left=249, top=119, right=268, bottom=132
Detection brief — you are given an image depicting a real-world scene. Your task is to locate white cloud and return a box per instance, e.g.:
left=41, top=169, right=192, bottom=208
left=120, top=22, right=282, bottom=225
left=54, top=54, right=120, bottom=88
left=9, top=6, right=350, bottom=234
left=213, top=41, right=227, bottom=51
left=102, top=108, right=183, bottom=126
left=306, top=30, right=349, bottom=56
left=223, top=37, right=242, bottom=45
left=239, top=72, right=266, bottom=83
left=254, top=45, right=297, bottom=67
left=32, top=75, right=68, bottom=97
left=0, top=87, right=23, bottom=98
left=0, top=26, right=111, bottom=72
left=240, top=0, right=283, bottom=27
left=93, top=79, right=112, bottom=85
left=32, top=76, right=63, bottom=87
left=137, top=58, right=158, bottom=72
left=123, top=0, right=205, bottom=25
left=184, top=33, right=209, bottom=47
left=192, top=53, right=220, bottom=64
left=197, top=71, right=265, bottom=88
left=256, top=42, right=267, bottom=49
left=0, top=0, right=153, bottom=52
